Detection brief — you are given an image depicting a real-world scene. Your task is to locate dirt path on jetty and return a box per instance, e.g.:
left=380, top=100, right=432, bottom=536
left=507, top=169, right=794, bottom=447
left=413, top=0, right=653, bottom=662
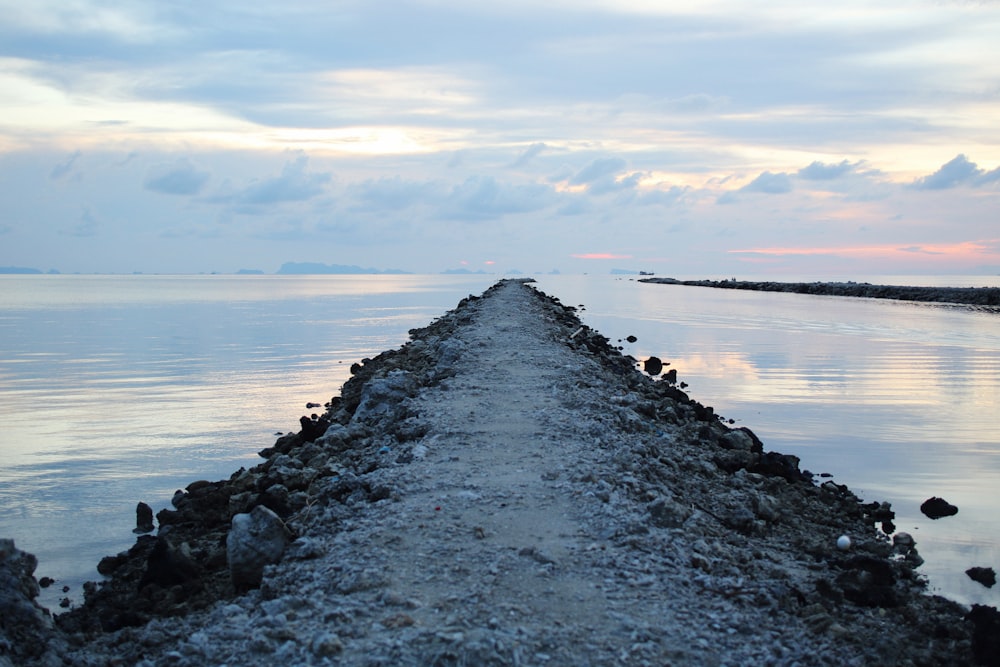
left=10, top=280, right=993, bottom=665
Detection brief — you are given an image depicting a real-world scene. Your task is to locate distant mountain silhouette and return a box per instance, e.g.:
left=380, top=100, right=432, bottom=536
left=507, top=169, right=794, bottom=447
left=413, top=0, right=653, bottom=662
left=275, top=262, right=410, bottom=275
left=0, top=266, right=59, bottom=274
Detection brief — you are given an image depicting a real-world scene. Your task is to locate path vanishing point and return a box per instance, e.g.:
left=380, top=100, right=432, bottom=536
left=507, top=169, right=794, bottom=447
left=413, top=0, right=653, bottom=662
left=3, top=279, right=997, bottom=666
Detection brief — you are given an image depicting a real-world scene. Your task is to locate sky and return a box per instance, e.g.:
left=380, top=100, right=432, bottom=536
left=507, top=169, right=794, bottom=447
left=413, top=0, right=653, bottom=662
left=2, top=1, right=999, bottom=276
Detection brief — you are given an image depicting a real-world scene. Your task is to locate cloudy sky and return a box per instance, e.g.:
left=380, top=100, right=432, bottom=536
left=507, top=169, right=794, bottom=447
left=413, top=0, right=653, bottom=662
left=2, top=1, right=999, bottom=275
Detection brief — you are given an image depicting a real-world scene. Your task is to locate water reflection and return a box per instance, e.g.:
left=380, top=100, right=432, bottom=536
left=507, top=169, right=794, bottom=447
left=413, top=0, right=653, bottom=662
left=0, top=274, right=495, bottom=610
left=534, top=275, right=1000, bottom=607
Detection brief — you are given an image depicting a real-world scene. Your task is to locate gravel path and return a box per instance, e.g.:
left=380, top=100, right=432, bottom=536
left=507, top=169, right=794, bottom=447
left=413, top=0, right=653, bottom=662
left=8, top=279, right=989, bottom=665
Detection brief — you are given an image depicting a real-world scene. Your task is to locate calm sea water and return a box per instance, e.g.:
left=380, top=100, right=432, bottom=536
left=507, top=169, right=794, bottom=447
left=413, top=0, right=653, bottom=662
left=1, top=274, right=998, bottom=611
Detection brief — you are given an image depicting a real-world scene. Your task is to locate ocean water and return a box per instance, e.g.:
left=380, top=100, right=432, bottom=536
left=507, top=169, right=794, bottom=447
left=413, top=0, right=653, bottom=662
left=1, top=273, right=998, bottom=611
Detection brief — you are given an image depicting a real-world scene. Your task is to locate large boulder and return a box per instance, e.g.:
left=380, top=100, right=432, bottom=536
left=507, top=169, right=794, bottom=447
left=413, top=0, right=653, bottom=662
left=350, top=370, right=417, bottom=424
left=227, top=506, right=290, bottom=592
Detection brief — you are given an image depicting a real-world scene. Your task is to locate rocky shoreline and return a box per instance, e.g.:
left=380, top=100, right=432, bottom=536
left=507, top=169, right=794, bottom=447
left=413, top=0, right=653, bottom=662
left=638, top=277, right=1000, bottom=308
left=2, top=279, right=998, bottom=665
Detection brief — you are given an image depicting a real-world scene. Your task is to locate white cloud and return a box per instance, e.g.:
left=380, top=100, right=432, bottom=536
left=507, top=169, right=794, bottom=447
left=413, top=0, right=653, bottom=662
left=570, top=158, right=628, bottom=185
left=911, top=154, right=1000, bottom=190
left=797, top=160, right=856, bottom=181
left=442, top=175, right=557, bottom=220
left=742, top=171, right=794, bottom=194
left=2, top=1, right=1000, bottom=273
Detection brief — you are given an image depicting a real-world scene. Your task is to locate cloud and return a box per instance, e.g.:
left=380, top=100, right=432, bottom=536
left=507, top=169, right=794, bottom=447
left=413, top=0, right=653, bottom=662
left=721, top=170, right=794, bottom=202
left=144, top=159, right=210, bottom=196
left=224, top=157, right=331, bottom=208
left=898, top=245, right=942, bottom=255
left=911, top=154, right=1000, bottom=190
left=49, top=151, right=81, bottom=180
left=570, top=158, right=627, bottom=186
left=797, top=160, right=855, bottom=180
left=352, top=176, right=443, bottom=210
left=442, top=175, right=556, bottom=220
left=742, top=171, right=793, bottom=194
left=637, top=185, right=689, bottom=206
left=511, top=142, right=548, bottom=168
left=59, top=207, right=99, bottom=237
left=571, top=253, right=633, bottom=260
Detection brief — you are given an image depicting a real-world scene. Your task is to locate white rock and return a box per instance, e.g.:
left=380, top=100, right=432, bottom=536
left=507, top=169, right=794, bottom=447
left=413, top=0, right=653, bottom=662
left=227, top=506, right=289, bottom=590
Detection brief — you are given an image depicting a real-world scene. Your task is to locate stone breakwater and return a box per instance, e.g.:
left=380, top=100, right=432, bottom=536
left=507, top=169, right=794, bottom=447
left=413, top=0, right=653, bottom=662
left=2, top=279, right=999, bottom=665
left=639, top=277, right=1000, bottom=308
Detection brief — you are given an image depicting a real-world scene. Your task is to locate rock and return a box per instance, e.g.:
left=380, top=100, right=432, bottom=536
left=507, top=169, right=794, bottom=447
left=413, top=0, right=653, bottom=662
left=0, top=539, right=58, bottom=664
left=720, top=428, right=763, bottom=454
left=298, top=415, right=331, bottom=442
left=750, top=451, right=804, bottom=482
left=643, top=356, right=663, bottom=375
left=835, top=556, right=898, bottom=608
left=647, top=497, right=692, bottom=528
left=139, top=537, right=200, bottom=589
left=892, top=532, right=915, bottom=550
left=227, top=506, right=290, bottom=591
left=966, top=605, right=1000, bottom=666
left=920, top=497, right=958, bottom=520
left=351, top=370, right=416, bottom=424
left=966, top=567, right=997, bottom=588
left=97, top=553, right=128, bottom=575
left=134, top=502, right=155, bottom=534
left=310, top=631, right=344, bottom=657
left=752, top=493, right=781, bottom=523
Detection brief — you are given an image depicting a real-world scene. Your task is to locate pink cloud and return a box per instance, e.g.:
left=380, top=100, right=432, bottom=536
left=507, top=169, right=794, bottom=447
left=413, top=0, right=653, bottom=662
left=571, top=253, right=633, bottom=260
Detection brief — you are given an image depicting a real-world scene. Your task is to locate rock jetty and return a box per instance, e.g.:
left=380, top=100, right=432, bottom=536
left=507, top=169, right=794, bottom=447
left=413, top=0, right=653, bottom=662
left=3, top=279, right=996, bottom=665
left=639, top=277, right=1000, bottom=308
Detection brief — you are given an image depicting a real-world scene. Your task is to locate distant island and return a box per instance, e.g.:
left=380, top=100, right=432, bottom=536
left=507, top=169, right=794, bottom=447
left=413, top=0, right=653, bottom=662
left=640, top=277, right=1000, bottom=307
left=275, top=262, right=410, bottom=275
left=0, top=266, right=59, bottom=274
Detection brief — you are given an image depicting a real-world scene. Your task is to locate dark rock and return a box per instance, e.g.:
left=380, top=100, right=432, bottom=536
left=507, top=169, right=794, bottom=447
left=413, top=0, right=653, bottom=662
left=750, top=451, right=805, bottom=483
left=966, top=604, right=1000, bottom=665
left=920, top=496, right=959, bottom=519
left=97, top=554, right=127, bottom=575
left=626, top=335, right=637, bottom=343
left=299, top=415, right=331, bottom=442
left=967, top=567, right=997, bottom=588
left=134, top=501, right=155, bottom=534
left=38, top=576, right=54, bottom=588
left=836, top=556, right=898, bottom=607
left=139, top=537, right=201, bottom=589
left=0, top=539, right=58, bottom=664
left=643, top=356, right=663, bottom=375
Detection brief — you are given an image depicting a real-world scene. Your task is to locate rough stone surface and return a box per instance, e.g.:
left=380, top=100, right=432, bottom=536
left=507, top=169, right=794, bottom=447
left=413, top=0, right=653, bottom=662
left=6, top=279, right=991, bottom=665
left=0, top=539, right=64, bottom=666
left=227, top=506, right=290, bottom=591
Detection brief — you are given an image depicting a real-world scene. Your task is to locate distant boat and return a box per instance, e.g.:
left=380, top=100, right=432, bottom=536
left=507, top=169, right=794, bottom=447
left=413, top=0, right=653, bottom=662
left=639, top=271, right=655, bottom=276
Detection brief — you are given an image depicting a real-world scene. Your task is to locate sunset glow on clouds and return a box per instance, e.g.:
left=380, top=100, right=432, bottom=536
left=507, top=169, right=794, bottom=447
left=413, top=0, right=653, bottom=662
left=1, top=1, right=999, bottom=275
